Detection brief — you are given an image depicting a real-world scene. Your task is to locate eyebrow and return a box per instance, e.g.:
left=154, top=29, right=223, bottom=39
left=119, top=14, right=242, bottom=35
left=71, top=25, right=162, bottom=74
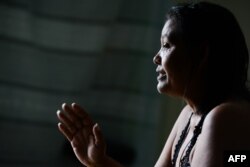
left=161, top=30, right=178, bottom=43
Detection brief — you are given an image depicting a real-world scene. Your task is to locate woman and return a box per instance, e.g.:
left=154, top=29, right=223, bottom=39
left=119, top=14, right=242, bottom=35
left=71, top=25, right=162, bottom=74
left=57, top=2, right=250, bottom=167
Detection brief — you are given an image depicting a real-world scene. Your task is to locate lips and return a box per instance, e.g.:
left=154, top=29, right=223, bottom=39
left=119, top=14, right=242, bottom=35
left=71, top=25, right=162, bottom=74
left=157, top=73, right=167, bottom=81
left=156, top=67, right=167, bottom=81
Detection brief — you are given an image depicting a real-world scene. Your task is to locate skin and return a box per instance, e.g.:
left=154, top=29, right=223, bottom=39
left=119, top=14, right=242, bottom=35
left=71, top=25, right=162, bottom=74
left=57, top=103, right=123, bottom=167
left=154, top=19, right=191, bottom=97
left=154, top=19, right=250, bottom=167
left=57, top=19, right=250, bottom=167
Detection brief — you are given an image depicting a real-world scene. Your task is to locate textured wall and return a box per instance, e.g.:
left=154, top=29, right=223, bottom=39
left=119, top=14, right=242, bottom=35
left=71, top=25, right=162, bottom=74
left=0, top=0, right=175, bottom=167
left=0, top=0, right=249, bottom=167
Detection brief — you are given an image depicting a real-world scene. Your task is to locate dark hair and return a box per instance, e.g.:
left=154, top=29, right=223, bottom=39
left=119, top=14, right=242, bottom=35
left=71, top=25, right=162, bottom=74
left=166, top=2, right=250, bottom=107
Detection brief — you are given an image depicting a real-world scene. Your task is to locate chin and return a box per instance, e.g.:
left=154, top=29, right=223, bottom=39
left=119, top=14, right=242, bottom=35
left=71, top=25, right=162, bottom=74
left=157, top=83, right=169, bottom=94
left=157, top=82, right=179, bottom=97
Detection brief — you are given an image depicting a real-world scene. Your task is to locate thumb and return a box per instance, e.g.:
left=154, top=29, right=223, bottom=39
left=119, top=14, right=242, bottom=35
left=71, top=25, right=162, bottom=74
left=93, top=123, right=105, bottom=149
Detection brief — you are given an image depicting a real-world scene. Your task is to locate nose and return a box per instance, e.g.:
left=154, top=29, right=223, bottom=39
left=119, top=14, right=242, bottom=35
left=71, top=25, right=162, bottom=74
left=153, top=52, right=161, bottom=65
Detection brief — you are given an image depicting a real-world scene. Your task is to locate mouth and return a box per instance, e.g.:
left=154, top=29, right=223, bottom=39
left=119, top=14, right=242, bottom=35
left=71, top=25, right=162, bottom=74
left=156, top=67, right=167, bottom=81
left=157, top=73, right=167, bottom=81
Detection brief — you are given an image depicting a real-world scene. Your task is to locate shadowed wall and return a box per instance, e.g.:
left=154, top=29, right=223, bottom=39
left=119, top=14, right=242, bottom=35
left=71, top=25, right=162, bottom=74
left=0, top=0, right=175, bottom=167
left=0, top=0, right=249, bottom=167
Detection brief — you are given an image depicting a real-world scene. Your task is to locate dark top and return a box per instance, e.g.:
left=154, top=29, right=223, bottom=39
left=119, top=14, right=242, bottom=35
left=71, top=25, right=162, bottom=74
left=172, top=113, right=207, bottom=167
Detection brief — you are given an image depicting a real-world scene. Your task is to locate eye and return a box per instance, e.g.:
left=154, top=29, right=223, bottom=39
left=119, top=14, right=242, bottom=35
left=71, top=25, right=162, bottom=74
left=163, top=42, right=171, bottom=49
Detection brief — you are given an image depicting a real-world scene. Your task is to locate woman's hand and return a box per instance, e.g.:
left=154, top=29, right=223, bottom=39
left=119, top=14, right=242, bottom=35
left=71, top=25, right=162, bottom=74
left=57, top=103, right=106, bottom=166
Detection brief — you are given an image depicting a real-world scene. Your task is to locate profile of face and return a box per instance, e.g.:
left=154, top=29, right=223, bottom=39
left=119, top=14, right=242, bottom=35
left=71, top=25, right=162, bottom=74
left=153, top=19, right=194, bottom=97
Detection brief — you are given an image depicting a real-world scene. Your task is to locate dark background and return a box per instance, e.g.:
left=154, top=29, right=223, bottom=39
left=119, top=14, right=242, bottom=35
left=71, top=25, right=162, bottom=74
left=0, top=0, right=249, bottom=167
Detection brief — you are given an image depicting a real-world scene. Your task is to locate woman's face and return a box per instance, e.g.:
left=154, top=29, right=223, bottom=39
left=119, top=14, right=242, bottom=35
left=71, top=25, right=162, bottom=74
left=153, top=19, right=193, bottom=97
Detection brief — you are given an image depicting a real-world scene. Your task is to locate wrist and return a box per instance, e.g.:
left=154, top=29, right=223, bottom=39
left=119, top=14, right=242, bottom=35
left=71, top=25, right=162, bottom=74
left=88, top=155, right=109, bottom=167
left=91, top=155, right=122, bottom=167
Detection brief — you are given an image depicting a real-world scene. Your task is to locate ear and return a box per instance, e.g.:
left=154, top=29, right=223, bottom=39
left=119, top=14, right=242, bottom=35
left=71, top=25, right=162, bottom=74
left=186, top=41, right=210, bottom=81
left=197, top=41, right=209, bottom=71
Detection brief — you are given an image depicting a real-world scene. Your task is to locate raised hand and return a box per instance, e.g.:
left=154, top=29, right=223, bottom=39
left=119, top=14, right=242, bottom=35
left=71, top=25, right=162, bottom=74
left=57, top=103, right=106, bottom=166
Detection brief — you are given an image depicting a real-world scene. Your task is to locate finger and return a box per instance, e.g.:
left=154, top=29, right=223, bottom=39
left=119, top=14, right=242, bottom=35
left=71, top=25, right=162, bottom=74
left=72, top=103, right=94, bottom=126
left=58, top=122, right=73, bottom=141
left=93, top=123, right=105, bottom=149
left=57, top=110, right=76, bottom=134
left=62, top=103, right=82, bottom=129
left=89, top=134, right=95, bottom=146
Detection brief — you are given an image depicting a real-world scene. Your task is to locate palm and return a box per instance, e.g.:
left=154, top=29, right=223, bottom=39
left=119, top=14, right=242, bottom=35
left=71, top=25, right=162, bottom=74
left=71, top=126, right=106, bottom=166
left=57, top=103, right=106, bottom=166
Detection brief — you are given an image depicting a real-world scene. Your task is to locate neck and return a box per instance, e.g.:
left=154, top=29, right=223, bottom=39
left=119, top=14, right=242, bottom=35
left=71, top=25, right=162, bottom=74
left=182, top=80, right=206, bottom=115
left=183, top=86, right=235, bottom=115
left=184, top=96, right=204, bottom=115
left=182, top=81, right=220, bottom=115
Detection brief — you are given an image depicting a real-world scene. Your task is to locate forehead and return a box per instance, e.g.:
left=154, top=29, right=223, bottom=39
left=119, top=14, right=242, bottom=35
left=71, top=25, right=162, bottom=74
left=161, top=19, right=180, bottom=41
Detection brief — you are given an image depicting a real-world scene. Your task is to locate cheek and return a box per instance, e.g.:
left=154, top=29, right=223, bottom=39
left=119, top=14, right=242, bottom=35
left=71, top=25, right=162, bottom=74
left=163, top=52, right=190, bottom=85
left=162, top=54, right=177, bottom=77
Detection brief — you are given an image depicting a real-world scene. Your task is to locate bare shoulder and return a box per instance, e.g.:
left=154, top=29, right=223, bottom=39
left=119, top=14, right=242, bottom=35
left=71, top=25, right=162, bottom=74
left=207, top=99, right=250, bottom=123
left=191, top=100, right=250, bottom=167
left=204, top=100, right=250, bottom=141
left=175, top=104, right=193, bottom=127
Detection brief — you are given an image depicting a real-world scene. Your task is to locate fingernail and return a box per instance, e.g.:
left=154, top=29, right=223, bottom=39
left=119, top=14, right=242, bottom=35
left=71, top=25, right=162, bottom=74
left=56, top=110, right=61, bottom=115
left=95, top=123, right=100, bottom=131
left=62, top=103, right=67, bottom=109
